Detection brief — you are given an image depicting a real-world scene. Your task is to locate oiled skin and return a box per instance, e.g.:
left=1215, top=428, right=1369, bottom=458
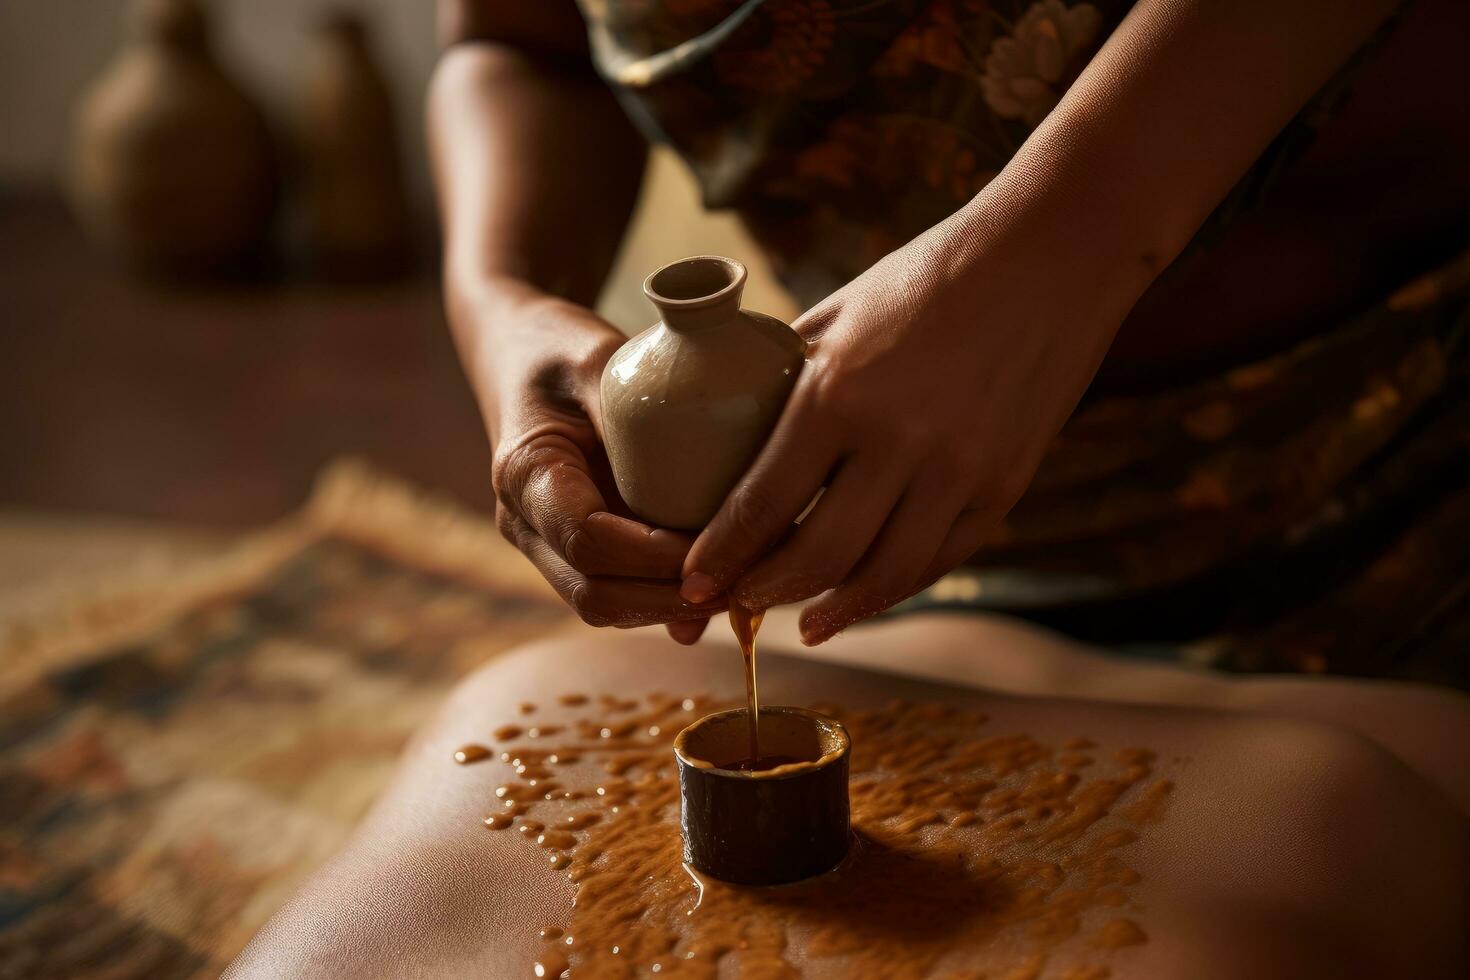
left=226, top=617, right=1469, bottom=979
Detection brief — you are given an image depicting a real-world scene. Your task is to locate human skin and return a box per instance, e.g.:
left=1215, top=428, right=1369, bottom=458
left=430, top=3, right=724, bottom=639
left=224, top=617, right=1469, bottom=978
left=429, top=0, right=1470, bottom=642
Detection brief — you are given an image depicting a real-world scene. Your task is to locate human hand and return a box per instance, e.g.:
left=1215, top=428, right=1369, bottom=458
left=679, top=211, right=1127, bottom=643
left=454, top=277, right=723, bottom=640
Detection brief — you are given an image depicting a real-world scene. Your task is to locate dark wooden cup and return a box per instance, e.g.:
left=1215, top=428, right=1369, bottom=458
left=674, top=706, right=851, bottom=885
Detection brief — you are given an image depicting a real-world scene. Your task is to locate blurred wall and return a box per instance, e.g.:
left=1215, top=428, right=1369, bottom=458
left=0, top=0, right=794, bottom=327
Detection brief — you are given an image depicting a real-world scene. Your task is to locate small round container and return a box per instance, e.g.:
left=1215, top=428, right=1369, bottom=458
left=674, top=706, right=851, bottom=885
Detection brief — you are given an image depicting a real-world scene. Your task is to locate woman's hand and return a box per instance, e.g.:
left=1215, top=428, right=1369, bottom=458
left=679, top=208, right=1127, bottom=644
left=454, top=277, right=723, bottom=639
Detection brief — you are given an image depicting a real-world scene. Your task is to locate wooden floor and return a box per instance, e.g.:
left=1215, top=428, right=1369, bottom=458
left=0, top=192, right=496, bottom=527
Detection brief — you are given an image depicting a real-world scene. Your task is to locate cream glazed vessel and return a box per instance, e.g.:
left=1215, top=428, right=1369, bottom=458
left=601, top=256, right=806, bottom=530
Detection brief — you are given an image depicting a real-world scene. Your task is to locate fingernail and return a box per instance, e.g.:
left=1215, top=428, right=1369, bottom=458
left=680, top=572, right=719, bottom=604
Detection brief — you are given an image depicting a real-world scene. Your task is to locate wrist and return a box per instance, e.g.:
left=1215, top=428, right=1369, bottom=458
left=940, top=158, right=1168, bottom=340
left=446, top=262, right=543, bottom=331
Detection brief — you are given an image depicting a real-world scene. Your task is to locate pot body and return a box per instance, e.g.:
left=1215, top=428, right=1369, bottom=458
left=67, top=0, right=278, bottom=275
left=299, top=13, right=412, bottom=278
left=601, top=256, right=805, bottom=530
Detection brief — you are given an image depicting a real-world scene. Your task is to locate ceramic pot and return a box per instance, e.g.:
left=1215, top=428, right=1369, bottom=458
left=299, top=11, right=413, bottom=279
left=675, top=706, right=851, bottom=885
left=67, top=0, right=279, bottom=276
left=601, top=256, right=805, bottom=530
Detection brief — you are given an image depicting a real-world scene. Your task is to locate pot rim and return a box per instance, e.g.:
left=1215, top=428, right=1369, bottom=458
left=673, top=705, right=850, bottom=781
left=643, top=255, right=747, bottom=311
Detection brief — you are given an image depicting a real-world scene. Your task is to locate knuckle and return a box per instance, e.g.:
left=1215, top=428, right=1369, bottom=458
left=560, top=524, right=595, bottom=572
left=490, top=439, right=535, bottom=509
left=805, top=370, right=864, bottom=424
left=494, top=506, right=520, bottom=545
left=566, top=582, right=611, bottom=628
left=726, top=482, right=781, bottom=536
left=492, top=437, right=567, bottom=511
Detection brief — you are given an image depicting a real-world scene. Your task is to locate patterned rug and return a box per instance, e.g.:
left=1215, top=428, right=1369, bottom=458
left=0, top=462, right=571, bottom=979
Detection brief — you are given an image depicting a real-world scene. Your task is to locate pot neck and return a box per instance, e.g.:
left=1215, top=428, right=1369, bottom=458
left=131, top=0, right=210, bottom=52
left=644, top=256, right=747, bottom=332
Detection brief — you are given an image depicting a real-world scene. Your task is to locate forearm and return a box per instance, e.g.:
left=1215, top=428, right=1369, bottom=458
left=948, top=0, right=1401, bottom=327
left=428, top=21, right=646, bottom=325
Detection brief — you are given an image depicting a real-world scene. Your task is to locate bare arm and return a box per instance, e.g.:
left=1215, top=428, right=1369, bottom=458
left=979, top=0, right=1405, bottom=317
left=429, top=1, right=720, bottom=634
left=683, top=0, right=1406, bottom=642
left=430, top=1, right=643, bottom=308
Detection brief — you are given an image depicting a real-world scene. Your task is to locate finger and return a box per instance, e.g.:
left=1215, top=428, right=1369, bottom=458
left=681, top=399, right=841, bottom=603
left=666, top=618, right=710, bottom=646
left=498, top=430, right=686, bottom=578
left=509, top=515, right=726, bottom=627
left=582, top=513, right=693, bottom=579
left=731, top=452, right=906, bottom=609
left=798, top=480, right=970, bottom=645
left=912, top=509, right=993, bottom=593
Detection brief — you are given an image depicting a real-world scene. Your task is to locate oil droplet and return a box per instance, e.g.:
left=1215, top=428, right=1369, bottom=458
left=453, top=744, right=490, bottom=765
left=483, top=813, right=512, bottom=830
left=493, top=725, right=524, bottom=741
left=533, top=951, right=568, bottom=978
left=519, top=702, right=537, bottom=715
left=1123, top=779, right=1174, bottom=823
left=464, top=689, right=1168, bottom=978
left=1091, top=919, right=1147, bottom=948
left=558, top=694, right=589, bottom=707
left=563, top=812, right=601, bottom=830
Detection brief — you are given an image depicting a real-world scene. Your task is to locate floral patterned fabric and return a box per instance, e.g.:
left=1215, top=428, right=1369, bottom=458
left=578, top=0, right=1470, bottom=684
left=944, top=252, right=1470, bottom=689
left=577, top=0, right=1327, bottom=302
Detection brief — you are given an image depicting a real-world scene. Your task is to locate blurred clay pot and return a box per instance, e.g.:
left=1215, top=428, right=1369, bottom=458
left=299, top=10, right=413, bottom=279
left=67, top=0, right=279, bottom=276
left=601, top=256, right=806, bottom=530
